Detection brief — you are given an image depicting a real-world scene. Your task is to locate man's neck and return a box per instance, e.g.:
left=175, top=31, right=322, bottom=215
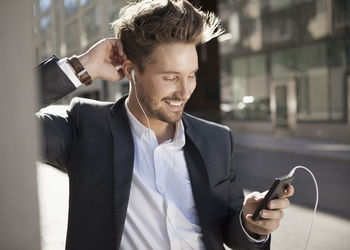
left=126, top=98, right=176, bottom=144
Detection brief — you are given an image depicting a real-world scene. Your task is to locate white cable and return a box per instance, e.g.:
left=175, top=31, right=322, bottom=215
left=288, top=166, right=319, bottom=250
left=131, top=70, right=152, bottom=141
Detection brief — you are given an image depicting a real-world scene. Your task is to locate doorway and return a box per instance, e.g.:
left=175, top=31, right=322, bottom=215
left=271, top=79, right=297, bottom=131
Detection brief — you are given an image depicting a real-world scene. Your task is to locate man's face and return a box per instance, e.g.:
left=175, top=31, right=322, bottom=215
left=133, top=42, right=198, bottom=124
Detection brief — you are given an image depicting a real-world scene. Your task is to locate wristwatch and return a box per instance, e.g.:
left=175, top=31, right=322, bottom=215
left=67, top=56, right=93, bottom=86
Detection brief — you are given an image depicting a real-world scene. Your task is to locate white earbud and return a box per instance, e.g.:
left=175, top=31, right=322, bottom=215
left=131, top=70, right=136, bottom=85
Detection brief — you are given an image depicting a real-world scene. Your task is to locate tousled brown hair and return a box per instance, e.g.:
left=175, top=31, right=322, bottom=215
left=111, top=0, right=223, bottom=73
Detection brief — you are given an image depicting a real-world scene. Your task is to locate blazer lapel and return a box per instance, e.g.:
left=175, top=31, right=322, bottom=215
left=107, top=96, right=135, bottom=249
left=183, top=116, right=223, bottom=250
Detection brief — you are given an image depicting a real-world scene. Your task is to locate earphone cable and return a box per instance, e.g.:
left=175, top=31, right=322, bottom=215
left=288, top=166, right=319, bottom=250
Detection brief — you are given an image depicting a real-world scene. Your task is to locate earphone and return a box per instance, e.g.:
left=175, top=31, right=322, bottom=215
left=130, top=69, right=151, bottom=140
left=131, top=69, right=136, bottom=86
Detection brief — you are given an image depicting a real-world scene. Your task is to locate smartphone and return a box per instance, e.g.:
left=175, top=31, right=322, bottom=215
left=252, top=174, right=294, bottom=221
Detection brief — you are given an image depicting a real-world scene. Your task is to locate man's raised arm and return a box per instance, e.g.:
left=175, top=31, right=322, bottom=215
left=36, top=38, right=127, bottom=108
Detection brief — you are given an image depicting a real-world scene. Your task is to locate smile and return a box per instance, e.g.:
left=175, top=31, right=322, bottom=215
left=167, top=101, right=182, bottom=106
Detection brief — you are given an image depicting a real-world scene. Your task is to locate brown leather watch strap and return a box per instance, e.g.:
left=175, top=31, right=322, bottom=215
left=67, top=56, right=93, bottom=86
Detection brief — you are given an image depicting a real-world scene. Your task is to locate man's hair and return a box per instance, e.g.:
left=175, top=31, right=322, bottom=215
left=111, top=0, right=223, bottom=73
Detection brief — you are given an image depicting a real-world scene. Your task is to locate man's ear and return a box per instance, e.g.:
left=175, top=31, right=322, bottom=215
left=122, top=60, right=135, bottom=82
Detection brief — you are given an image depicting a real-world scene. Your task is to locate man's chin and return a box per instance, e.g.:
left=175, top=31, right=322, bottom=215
left=157, top=111, right=183, bottom=124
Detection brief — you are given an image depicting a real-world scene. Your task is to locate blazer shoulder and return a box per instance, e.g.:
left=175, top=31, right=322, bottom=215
left=183, top=113, right=231, bottom=135
left=67, top=97, right=114, bottom=124
left=69, top=97, right=114, bottom=111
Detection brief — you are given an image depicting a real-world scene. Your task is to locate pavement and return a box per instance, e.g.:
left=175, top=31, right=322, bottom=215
left=234, top=133, right=350, bottom=162
left=37, top=133, right=350, bottom=250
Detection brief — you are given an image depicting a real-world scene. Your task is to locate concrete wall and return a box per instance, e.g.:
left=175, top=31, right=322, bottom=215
left=0, top=1, right=41, bottom=249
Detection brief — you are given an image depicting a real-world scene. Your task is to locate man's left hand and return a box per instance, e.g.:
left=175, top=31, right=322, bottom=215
left=242, top=185, right=294, bottom=236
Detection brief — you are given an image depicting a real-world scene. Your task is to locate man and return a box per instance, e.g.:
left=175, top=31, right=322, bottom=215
left=37, top=0, right=293, bottom=249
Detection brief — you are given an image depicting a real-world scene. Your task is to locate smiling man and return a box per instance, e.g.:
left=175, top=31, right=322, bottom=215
left=37, top=1, right=293, bottom=249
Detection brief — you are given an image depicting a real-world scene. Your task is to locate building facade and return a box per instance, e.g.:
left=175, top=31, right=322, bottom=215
left=32, top=0, right=129, bottom=103
left=33, top=0, right=350, bottom=142
left=218, top=0, right=350, bottom=142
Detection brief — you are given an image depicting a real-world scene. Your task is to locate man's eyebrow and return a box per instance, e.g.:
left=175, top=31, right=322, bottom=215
left=158, top=68, right=199, bottom=74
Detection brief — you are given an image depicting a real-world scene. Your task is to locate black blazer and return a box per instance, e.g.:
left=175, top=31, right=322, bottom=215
left=37, top=55, right=270, bottom=250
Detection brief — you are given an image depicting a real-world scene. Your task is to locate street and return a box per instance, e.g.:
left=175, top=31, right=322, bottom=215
left=236, top=147, right=350, bottom=250
left=37, top=146, right=350, bottom=250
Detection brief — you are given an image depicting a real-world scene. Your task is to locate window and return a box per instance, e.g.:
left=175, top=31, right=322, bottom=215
left=328, top=41, right=346, bottom=121
left=333, top=0, right=350, bottom=28
left=65, top=19, right=79, bottom=53
left=271, top=49, right=295, bottom=79
left=268, top=0, right=293, bottom=11
left=81, top=0, right=93, bottom=6
left=295, top=43, right=342, bottom=121
left=82, top=6, right=100, bottom=41
left=230, top=54, right=270, bottom=120
left=39, top=0, right=51, bottom=13
left=64, top=0, right=78, bottom=17
left=40, top=13, right=51, bottom=35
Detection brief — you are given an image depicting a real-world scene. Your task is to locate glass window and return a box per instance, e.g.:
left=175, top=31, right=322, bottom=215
left=64, top=0, right=78, bottom=17
left=329, top=67, right=345, bottom=120
left=333, top=0, right=350, bottom=28
left=263, top=14, right=296, bottom=45
left=65, top=19, right=79, bottom=53
left=39, top=0, right=51, bottom=13
left=296, top=43, right=329, bottom=120
left=249, top=54, right=268, bottom=100
left=40, top=13, right=51, bottom=35
left=232, top=58, right=248, bottom=105
left=230, top=54, right=269, bottom=120
left=268, top=0, right=293, bottom=11
left=329, top=41, right=346, bottom=120
left=81, top=0, right=93, bottom=6
left=271, top=49, right=295, bottom=79
left=83, top=6, right=101, bottom=41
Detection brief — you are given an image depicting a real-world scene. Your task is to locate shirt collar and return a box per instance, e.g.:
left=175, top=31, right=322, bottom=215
left=124, top=99, right=185, bottom=149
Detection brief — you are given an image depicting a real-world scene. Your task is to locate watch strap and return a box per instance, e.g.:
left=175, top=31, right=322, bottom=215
left=67, top=56, right=93, bottom=86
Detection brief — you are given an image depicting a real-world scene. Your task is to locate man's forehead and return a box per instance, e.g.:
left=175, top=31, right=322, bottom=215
left=148, top=43, right=198, bottom=72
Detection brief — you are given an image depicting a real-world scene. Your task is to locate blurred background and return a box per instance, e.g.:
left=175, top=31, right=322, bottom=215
left=1, top=0, right=350, bottom=249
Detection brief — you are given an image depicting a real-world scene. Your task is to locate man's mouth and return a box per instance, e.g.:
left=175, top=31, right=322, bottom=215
left=166, top=101, right=183, bottom=106
left=164, top=100, right=185, bottom=109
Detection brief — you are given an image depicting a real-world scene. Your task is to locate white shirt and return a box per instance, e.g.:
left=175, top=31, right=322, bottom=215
left=121, top=102, right=205, bottom=249
left=57, top=58, right=269, bottom=248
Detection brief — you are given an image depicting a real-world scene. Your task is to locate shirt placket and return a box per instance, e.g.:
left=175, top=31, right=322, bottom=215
left=154, top=143, right=192, bottom=249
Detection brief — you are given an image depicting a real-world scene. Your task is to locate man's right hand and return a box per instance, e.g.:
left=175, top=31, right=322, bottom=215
left=77, top=38, right=127, bottom=82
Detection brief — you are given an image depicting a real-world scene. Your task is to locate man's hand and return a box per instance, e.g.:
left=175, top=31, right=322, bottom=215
left=77, top=38, right=127, bottom=82
left=242, top=185, right=294, bottom=236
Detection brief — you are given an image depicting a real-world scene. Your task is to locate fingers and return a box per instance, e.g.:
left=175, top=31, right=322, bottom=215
left=283, top=184, right=294, bottom=198
left=246, top=215, right=281, bottom=235
left=268, top=197, right=290, bottom=209
left=259, top=209, right=284, bottom=220
left=107, top=38, right=127, bottom=64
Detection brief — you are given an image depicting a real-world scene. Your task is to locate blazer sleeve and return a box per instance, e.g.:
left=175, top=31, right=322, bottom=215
left=223, top=131, right=271, bottom=250
left=36, top=55, right=77, bottom=108
left=36, top=98, right=81, bottom=172
left=35, top=55, right=80, bottom=171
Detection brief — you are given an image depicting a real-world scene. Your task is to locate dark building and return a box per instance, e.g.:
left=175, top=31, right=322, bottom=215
left=218, top=0, right=350, bottom=142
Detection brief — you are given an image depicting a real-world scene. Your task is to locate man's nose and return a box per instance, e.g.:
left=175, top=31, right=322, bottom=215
left=175, top=78, right=192, bottom=100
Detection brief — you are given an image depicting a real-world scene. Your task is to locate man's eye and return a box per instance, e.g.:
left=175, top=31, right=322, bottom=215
left=164, top=76, right=177, bottom=81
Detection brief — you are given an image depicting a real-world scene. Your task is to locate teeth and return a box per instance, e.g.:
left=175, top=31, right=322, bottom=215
left=167, top=101, right=182, bottom=106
